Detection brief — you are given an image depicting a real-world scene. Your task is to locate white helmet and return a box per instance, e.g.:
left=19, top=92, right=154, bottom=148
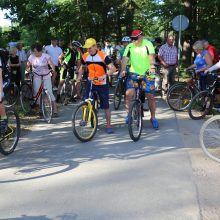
left=72, top=40, right=82, bottom=48
left=121, top=36, right=131, bottom=42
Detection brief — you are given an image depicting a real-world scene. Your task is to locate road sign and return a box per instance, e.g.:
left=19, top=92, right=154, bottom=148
left=172, top=15, right=189, bottom=31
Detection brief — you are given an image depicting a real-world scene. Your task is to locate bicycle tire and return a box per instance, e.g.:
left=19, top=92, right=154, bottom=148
left=41, top=89, right=53, bottom=123
left=4, top=83, right=20, bottom=107
left=20, top=83, right=33, bottom=114
left=0, top=108, right=20, bottom=155
left=114, top=79, right=123, bottom=110
left=188, top=91, right=213, bottom=120
left=72, top=102, right=98, bottom=142
left=167, top=82, right=193, bottom=111
left=200, top=115, right=220, bottom=162
left=128, top=100, right=143, bottom=142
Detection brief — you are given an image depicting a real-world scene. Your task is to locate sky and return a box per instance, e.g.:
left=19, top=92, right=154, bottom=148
left=0, top=9, right=11, bottom=27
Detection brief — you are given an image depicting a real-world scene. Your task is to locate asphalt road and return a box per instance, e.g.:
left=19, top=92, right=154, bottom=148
left=0, top=93, right=220, bottom=220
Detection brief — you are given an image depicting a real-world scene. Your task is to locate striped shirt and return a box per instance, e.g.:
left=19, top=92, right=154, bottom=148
left=158, top=43, right=177, bottom=65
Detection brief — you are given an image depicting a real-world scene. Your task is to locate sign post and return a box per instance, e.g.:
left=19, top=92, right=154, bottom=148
left=172, top=15, right=189, bottom=81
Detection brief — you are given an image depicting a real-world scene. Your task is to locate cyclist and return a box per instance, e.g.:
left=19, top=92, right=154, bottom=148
left=56, top=41, right=82, bottom=102
left=120, top=29, right=159, bottom=129
left=78, top=38, right=116, bottom=133
left=116, top=36, right=131, bottom=63
left=0, top=57, right=8, bottom=135
left=26, top=43, right=58, bottom=116
left=186, top=40, right=213, bottom=91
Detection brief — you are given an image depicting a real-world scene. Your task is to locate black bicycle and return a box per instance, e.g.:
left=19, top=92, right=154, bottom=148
left=0, top=107, right=20, bottom=155
left=60, top=69, right=75, bottom=105
left=167, top=69, right=200, bottom=111
left=113, top=75, right=126, bottom=110
left=3, top=70, right=20, bottom=108
left=188, top=72, right=220, bottom=120
left=127, top=72, right=147, bottom=142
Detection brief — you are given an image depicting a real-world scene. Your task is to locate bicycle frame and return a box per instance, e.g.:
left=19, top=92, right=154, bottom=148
left=28, top=72, right=50, bottom=107
left=82, top=81, right=98, bottom=123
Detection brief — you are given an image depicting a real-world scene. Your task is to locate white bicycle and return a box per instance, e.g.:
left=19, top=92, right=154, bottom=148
left=200, top=115, right=220, bottom=162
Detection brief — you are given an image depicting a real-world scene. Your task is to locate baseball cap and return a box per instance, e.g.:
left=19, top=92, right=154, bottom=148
left=131, top=29, right=143, bottom=38
left=83, top=38, right=96, bottom=48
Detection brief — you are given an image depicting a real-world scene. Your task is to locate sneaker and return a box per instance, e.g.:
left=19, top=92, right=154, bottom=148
left=0, top=119, right=8, bottom=135
left=105, top=126, right=113, bottom=133
left=150, top=118, right=159, bottom=130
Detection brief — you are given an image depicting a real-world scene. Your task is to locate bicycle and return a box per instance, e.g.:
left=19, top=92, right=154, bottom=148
left=200, top=115, right=220, bottom=162
left=60, top=68, right=75, bottom=105
left=127, top=72, right=154, bottom=142
left=3, top=68, right=19, bottom=108
left=20, top=71, right=53, bottom=123
left=188, top=72, right=220, bottom=120
left=0, top=107, right=20, bottom=155
left=167, top=69, right=200, bottom=111
left=72, top=79, right=99, bottom=142
left=113, top=75, right=126, bottom=110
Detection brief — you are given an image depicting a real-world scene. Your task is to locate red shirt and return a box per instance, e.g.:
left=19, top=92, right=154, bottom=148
left=207, top=45, right=219, bottom=64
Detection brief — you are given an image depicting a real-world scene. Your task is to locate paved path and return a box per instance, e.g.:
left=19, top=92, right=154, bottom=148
left=0, top=94, right=220, bottom=220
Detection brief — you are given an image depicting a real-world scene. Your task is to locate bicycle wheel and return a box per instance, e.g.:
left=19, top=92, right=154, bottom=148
left=128, top=100, right=143, bottom=142
left=200, top=115, right=220, bottom=162
left=20, top=83, right=33, bottom=113
left=41, top=89, right=53, bottom=123
left=4, top=83, right=20, bottom=107
left=114, top=79, right=123, bottom=110
left=167, top=82, right=193, bottom=111
left=188, top=91, right=212, bottom=120
left=72, top=102, right=98, bottom=142
left=0, top=108, right=20, bottom=155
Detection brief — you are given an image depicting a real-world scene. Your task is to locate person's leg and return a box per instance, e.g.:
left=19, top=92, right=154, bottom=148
left=161, top=67, right=169, bottom=95
left=146, top=93, right=156, bottom=119
left=169, top=66, right=176, bottom=88
left=43, top=77, right=58, bottom=114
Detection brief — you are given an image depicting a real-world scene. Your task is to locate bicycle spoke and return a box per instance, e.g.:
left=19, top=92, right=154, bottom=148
left=200, top=116, right=220, bottom=162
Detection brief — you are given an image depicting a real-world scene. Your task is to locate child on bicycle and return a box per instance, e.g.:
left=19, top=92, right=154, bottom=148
left=0, top=57, right=8, bottom=135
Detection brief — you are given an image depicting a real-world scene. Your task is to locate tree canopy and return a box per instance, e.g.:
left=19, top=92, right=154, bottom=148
left=1, top=0, right=220, bottom=59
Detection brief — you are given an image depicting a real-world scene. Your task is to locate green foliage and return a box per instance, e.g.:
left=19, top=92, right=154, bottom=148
left=0, top=0, right=220, bottom=63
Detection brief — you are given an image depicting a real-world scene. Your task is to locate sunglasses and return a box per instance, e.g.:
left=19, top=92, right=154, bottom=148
left=131, top=36, right=140, bottom=41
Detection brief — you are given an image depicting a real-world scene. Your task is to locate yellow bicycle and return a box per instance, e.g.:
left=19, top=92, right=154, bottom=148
left=0, top=107, right=20, bottom=155
left=72, top=80, right=99, bottom=142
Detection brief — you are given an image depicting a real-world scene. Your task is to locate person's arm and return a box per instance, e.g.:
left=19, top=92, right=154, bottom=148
left=186, top=64, right=196, bottom=70
left=207, top=61, right=220, bottom=72
left=107, top=63, right=117, bottom=76
left=48, top=57, right=56, bottom=72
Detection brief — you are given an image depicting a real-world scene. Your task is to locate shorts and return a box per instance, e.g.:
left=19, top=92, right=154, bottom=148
left=126, top=73, right=155, bottom=94
left=85, top=81, right=109, bottom=109
left=60, top=67, right=75, bottom=81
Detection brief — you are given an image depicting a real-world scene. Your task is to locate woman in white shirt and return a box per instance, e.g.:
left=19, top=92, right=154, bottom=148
left=26, top=43, right=58, bottom=116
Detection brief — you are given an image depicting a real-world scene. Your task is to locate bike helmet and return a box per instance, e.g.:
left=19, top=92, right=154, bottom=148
left=121, top=36, right=131, bottom=43
left=72, top=40, right=82, bottom=48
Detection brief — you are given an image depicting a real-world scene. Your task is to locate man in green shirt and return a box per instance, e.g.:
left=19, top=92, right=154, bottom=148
left=120, top=29, right=159, bottom=129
